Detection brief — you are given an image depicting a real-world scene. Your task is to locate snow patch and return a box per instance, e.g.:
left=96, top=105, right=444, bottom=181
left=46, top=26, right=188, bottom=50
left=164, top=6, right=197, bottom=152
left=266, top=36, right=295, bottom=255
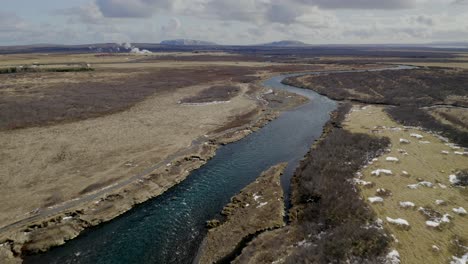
left=368, top=197, right=384, bottom=204
left=426, top=220, right=440, bottom=228
left=450, top=174, right=461, bottom=185
left=453, top=207, right=467, bottom=215
left=407, top=181, right=433, bottom=189
left=451, top=253, right=468, bottom=264
left=438, top=183, right=448, bottom=189
left=354, top=179, right=374, bottom=187
left=410, top=133, right=424, bottom=139
left=386, top=217, right=410, bottom=228
left=386, top=157, right=399, bottom=162
left=400, top=138, right=411, bottom=144
left=386, top=249, right=401, bottom=264
left=371, top=169, right=393, bottom=176
left=253, top=193, right=261, bottom=201
left=399, top=201, right=415, bottom=208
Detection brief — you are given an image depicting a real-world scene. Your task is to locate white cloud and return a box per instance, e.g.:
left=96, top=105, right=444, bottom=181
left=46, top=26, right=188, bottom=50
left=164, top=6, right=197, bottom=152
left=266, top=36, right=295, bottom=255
left=1, top=0, right=467, bottom=45
left=162, top=17, right=181, bottom=32
left=0, top=12, right=29, bottom=33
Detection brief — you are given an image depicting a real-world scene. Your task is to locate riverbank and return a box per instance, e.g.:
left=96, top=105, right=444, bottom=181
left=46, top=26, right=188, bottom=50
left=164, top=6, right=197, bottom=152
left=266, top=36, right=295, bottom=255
left=0, top=79, right=307, bottom=263
left=197, top=163, right=287, bottom=264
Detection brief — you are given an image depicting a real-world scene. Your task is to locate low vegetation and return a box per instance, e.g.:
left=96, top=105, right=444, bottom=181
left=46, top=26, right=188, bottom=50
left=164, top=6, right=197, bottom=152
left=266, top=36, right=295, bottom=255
left=429, top=107, right=468, bottom=131
left=283, top=67, right=468, bottom=147
left=286, top=104, right=392, bottom=263
left=283, top=68, right=468, bottom=107
left=179, top=85, right=240, bottom=104
left=0, top=66, right=94, bottom=74
left=387, top=106, right=468, bottom=147
left=0, top=66, right=256, bottom=130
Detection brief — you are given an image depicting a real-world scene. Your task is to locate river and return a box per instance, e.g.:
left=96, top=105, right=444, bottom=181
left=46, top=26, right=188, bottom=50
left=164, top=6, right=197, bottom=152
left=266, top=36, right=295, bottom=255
left=24, top=72, right=340, bottom=264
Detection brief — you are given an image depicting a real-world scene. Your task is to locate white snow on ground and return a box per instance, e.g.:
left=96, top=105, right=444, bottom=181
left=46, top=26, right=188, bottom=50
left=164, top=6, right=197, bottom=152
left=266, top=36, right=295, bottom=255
left=257, top=202, right=268, bottom=208
left=402, top=171, right=409, bottom=176
left=454, top=151, right=468, bottom=156
left=426, top=221, right=440, bottom=228
left=432, top=245, right=440, bottom=252
left=386, top=217, right=410, bottom=228
left=442, top=151, right=450, bottom=155
left=446, top=143, right=462, bottom=150
left=253, top=193, right=261, bottom=201
left=62, top=216, right=73, bottom=221
left=386, top=249, right=401, bottom=264
left=372, top=169, right=393, bottom=176
left=453, top=207, right=467, bottom=215
left=407, top=181, right=434, bottom=189
left=419, top=141, right=431, bottom=144
left=419, top=181, right=434, bottom=188
left=436, top=200, right=446, bottom=205
left=376, top=218, right=384, bottom=226
left=438, top=183, right=448, bottom=189
left=410, top=133, right=424, bottom=139
left=450, top=174, right=461, bottom=185
left=368, top=197, right=384, bottom=204
left=425, top=213, right=451, bottom=228
left=451, top=253, right=468, bottom=264
left=441, top=214, right=451, bottom=223
left=386, top=157, right=399, bottom=162
left=400, top=138, right=411, bottom=144
left=397, top=149, right=408, bottom=155
left=399, top=201, right=415, bottom=208
left=354, top=179, right=374, bottom=187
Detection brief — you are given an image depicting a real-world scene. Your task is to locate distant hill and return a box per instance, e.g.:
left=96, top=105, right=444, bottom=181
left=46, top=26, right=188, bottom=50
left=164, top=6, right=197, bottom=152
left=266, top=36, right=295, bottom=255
left=426, top=41, right=468, bottom=48
left=262, top=40, right=309, bottom=47
left=160, top=39, right=218, bottom=46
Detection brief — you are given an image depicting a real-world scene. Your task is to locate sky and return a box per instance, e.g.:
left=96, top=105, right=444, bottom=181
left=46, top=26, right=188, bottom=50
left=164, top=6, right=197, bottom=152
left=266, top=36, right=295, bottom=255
left=0, top=0, right=467, bottom=46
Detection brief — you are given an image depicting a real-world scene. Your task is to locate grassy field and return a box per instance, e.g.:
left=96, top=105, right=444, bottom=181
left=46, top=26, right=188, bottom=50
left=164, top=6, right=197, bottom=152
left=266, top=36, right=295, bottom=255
left=345, top=105, right=468, bottom=264
left=429, top=107, right=468, bottom=132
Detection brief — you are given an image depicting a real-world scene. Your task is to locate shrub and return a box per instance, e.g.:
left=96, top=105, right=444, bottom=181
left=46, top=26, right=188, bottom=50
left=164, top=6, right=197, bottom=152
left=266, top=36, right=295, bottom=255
left=287, top=104, right=391, bottom=263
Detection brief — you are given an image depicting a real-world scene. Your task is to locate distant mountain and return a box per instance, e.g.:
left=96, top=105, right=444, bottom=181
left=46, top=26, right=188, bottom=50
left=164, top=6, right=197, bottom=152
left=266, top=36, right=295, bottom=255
left=160, top=39, right=218, bottom=46
left=262, top=40, right=309, bottom=47
left=426, top=41, right=468, bottom=48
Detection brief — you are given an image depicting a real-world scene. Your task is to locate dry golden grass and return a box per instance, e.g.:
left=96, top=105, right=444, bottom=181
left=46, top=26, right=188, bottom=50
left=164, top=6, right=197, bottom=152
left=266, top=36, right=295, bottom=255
left=345, top=105, right=468, bottom=264
left=0, top=82, right=258, bottom=228
left=0, top=53, right=281, bottom=70
left=0, top=53, right=142, bottom=67
left=429, top=107, right=468, bottom=132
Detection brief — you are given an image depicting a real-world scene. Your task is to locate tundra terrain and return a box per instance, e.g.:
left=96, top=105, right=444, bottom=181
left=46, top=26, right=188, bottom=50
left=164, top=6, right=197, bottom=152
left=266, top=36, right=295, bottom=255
left=0, top=51, right=378, bottom=262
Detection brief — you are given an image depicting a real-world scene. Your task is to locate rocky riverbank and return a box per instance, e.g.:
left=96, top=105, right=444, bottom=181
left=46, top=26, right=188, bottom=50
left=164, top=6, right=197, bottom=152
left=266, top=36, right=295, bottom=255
left=196, top=163, right=287, bottom=264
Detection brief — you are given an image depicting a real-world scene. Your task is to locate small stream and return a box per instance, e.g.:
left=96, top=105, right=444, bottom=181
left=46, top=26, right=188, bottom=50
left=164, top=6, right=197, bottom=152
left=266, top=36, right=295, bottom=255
left=26, top=67, right=411, bottom=264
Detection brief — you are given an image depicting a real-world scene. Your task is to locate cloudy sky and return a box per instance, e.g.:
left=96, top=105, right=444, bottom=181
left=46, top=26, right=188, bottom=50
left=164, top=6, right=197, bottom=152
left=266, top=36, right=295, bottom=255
left=1, top=0, right=467, bottom=46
